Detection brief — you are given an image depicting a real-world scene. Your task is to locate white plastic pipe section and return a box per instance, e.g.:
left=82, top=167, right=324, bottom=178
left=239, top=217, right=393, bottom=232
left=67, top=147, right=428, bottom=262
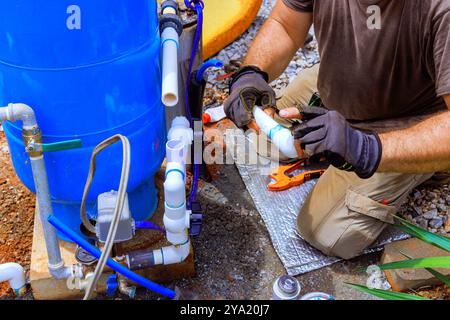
left=161, top=25, right=179, bottom=107
left=154, top=117, right=193, bottom=265
left=0, top=263, right=26, bottom=296
left=253, top=107, right=299, bottom=159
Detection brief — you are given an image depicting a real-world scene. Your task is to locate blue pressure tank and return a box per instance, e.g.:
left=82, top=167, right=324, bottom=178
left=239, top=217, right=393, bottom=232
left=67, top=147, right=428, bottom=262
left=0, top=1, right=166, bottom=239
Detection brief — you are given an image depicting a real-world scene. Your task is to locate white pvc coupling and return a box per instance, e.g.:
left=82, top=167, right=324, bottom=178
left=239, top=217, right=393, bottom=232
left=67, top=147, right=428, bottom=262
left=166, top=139, right=188, bottom=165
left=0, top=263, right=26, bottom=296
left=253, top=107, right=299, bottom=159
left=161, top=27, right=179, bottom=107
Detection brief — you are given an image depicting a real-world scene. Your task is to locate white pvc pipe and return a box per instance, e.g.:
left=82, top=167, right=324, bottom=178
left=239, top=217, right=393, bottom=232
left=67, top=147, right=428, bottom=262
left=161, top=27, right=179, bottom=107
left=163, top=118, right=194, bottom=245
left=253, top=107, right=299, bottom=159
left=0, top=263, right=26, bottom=296
left=152, top=242, right=190, bottom=266
left=165, top=138, right=188, bottom=245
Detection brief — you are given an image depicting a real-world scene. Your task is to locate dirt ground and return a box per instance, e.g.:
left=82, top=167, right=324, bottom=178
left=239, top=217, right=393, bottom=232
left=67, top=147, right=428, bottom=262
left=0, top=128, right=449, bottom=300
left=0, top=132, right=34, bottom=298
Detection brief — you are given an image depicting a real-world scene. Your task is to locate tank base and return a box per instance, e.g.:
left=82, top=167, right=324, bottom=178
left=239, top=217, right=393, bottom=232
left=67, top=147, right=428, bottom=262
left=30, top=171, right=196, bottom=300
left=52, top=178, right=159, bottom=242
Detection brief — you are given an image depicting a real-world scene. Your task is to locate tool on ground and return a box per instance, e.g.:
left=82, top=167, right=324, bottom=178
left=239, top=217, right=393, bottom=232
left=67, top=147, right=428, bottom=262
left=272, top=275, right=302, bottom=300
left=203, top=104, right=227, bottom=124
left=268, top=159, right=326, bottom=192
left=300, top=292, right=335, bottom=300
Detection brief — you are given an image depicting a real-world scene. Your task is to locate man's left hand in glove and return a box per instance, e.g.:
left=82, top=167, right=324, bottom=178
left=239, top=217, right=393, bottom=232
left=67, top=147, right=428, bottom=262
left=280, top=106, right=383, bottom=179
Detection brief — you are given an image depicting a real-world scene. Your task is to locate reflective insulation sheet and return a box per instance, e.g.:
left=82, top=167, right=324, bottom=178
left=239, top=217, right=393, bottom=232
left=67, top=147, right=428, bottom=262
left=227, top=131, right=408, bottom=276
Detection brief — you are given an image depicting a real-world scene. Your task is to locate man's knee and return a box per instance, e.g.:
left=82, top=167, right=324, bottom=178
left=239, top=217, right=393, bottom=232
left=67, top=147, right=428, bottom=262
left=297, top=179, right=396, bottom=259
left=297, top=200, right=388, bottom=260
left=296, top=167, right=432, bottom=260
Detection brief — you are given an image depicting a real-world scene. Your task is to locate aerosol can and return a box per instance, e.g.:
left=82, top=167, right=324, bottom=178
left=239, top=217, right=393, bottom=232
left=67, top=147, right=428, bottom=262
left=272, top=275, right=302, bottom=300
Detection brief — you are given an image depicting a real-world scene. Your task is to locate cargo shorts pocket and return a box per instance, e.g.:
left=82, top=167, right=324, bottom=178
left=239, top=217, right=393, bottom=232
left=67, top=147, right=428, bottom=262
left=327, top=189, right=398, bottom=259
left=345, top=189, right=397, bottom=225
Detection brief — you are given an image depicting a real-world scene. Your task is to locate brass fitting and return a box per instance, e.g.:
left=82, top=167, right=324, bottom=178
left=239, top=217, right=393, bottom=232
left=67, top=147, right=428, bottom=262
left=22, top=126, right=43, bottom=158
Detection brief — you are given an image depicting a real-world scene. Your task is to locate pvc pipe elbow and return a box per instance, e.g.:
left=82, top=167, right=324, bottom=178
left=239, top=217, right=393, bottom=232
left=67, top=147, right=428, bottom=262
left=161, top=27, right=179, bottom=107
left=0, top=263, right=27, bottom=296
left=7, top=103, right=37, bottom=128
left=153, top=242, right=191, bottom=266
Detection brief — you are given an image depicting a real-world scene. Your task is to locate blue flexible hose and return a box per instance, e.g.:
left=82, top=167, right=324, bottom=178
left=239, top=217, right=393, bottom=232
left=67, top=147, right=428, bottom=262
left=184, top=0, right=205, bottom=208
left=135, top=220, right=165, bottom=233
left=196, top=59, right=223, bottom=82
left=47, top=215, right=176, bottom=299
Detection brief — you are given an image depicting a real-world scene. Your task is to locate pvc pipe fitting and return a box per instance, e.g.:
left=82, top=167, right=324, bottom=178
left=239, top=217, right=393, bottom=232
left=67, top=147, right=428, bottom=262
left=164, top=202, right=188, bottom=244
left=164, top=212, right=189, bottom=244
left=161, top=27, right=179, bottom=107
left=166, top=139, right=187, bottom=164
left=0, top=263, right=27, bottom=296
left=153, top=242, right=190, bottom=266
left=168, top=117, right=193, bottom=150
left=253, top=107, right=299, bottom=159
left=5, top=103, right=37, bottom=129
left=164, top=201, right=186, bottom=221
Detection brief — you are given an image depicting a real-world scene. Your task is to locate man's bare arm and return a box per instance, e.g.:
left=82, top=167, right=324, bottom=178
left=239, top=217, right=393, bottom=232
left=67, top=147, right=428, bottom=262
left=378, top=95, right=450, bottom=173
left=243, top=1, right=313, bottom=81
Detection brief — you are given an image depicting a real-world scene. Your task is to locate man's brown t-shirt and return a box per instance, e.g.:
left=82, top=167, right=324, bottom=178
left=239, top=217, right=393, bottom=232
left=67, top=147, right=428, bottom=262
left=283, top=0, right=450, bottom=120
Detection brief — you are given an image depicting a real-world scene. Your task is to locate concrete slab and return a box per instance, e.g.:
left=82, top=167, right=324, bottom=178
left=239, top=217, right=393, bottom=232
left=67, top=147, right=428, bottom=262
left=382, top=238, right=450, bottom=292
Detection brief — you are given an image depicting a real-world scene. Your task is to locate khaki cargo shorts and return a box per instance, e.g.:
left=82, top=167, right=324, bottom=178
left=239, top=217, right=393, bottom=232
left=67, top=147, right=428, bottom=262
left=276, top=64, right=434, bottom=259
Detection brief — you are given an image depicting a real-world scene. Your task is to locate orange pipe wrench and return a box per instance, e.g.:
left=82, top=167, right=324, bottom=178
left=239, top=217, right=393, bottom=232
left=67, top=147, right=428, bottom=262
left=268, top=160, right=326, bottom=192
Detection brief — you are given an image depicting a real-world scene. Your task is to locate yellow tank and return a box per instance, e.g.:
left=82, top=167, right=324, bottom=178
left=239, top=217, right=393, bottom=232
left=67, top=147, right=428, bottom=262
left=203, top=0, right=263, bottom=59
left=159, top=0, right=263, bottom=59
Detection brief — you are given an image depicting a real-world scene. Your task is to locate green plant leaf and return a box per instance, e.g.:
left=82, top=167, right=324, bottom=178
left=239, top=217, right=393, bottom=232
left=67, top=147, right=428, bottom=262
left=379, top=256, right=450, bottom=271
left=346, top=283, right=429, bottom=300
left=398, top=251, right=450, bottom=288
left=425, top=268, right=450, bottom=288
left=394, top=216, right=450, bottom=252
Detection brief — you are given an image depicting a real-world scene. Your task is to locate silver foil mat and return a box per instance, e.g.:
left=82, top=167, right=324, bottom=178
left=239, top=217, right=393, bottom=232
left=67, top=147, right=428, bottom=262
left=229, top=133, right=408, bottom=276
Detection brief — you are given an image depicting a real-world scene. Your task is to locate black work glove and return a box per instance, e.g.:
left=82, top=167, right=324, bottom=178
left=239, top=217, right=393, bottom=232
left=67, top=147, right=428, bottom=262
left=293, top=107, right=383, bottom=179
left=224, top=66, right=276, bottom=129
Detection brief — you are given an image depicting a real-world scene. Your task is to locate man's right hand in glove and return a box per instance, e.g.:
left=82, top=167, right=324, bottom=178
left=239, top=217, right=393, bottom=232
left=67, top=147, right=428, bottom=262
left=224, top=66, right=277, bottom=131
